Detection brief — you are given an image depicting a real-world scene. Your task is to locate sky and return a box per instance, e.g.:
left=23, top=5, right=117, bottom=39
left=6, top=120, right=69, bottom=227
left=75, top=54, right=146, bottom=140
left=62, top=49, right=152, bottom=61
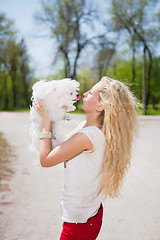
left=1, top=0, right=61, bottom=78
left=1, top=0, right=110, bottom=79
left=1, top=0, right=160, bottom=79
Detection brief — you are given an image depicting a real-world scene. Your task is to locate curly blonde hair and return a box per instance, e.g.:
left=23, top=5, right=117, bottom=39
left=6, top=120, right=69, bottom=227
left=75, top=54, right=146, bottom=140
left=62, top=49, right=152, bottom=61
left=98, top=76, right=139, bottom=200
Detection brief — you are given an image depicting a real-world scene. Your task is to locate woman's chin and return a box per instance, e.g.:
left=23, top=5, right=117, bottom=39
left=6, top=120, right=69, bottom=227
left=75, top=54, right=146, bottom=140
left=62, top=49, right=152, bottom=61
left=81, top=105, right=85, bottom=111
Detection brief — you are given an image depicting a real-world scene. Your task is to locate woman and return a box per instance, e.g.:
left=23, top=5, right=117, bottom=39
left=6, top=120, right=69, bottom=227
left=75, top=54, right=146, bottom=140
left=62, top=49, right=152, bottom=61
left=32, top=76, right=138, bottom=240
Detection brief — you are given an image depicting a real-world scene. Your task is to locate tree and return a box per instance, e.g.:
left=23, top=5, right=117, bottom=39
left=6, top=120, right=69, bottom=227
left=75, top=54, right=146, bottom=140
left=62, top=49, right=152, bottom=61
left=0, top=13, right=15, bottom=54
left=0, top=13, right=15, bottom=109
left=151, top=56, right=160, bottom=108
left=19, top=39, right=32, bottom=107
left=95, top=37, right=116, bottom=79
left=34, top=0, right=105, bottom=79
left=111, top=0, right=160, bottom=114
left=0, top=13, right=32, bottom=110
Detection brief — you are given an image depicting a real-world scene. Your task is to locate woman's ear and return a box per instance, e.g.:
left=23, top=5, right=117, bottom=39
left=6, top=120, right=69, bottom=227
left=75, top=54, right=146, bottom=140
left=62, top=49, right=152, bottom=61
left=96, top=103, right=104, bottom=112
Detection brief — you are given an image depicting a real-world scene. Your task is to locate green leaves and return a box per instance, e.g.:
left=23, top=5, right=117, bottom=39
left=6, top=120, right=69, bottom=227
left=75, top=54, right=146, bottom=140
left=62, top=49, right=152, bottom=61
left=0, top=14, right=32, bottom=110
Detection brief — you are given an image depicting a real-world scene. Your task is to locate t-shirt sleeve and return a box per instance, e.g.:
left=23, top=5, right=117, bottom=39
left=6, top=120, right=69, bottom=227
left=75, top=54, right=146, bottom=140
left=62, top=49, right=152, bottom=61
left=76, top=127, right=97, bottom=152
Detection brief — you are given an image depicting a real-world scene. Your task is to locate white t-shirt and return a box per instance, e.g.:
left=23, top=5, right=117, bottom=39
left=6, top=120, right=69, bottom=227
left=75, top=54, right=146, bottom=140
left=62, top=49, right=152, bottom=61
left=60, top=125, right=106, bottom=223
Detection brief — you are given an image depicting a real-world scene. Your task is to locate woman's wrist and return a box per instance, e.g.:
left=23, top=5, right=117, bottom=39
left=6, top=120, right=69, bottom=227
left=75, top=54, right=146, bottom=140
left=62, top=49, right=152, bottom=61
left=41, top=116, right=51, bottom=132
left=40, top=131, right=51, bottom=139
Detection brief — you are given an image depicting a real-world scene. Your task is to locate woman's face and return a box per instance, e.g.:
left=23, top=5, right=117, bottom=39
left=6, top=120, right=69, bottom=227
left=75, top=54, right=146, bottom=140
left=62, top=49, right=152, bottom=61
left=81, top=82, right=102, bottom=113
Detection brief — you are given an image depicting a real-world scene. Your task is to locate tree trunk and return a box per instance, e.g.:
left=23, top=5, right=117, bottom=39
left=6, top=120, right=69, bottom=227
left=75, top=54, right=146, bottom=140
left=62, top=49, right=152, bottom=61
left=98, top=60, right=103, bottom=80
left=72, top=44, right=81, bottom=79
left=11, top=72, right=17, bottom=108
left=60, top=46, right=71, bottom=78
left=146, top=48, right=152, bottom=107
left=64, top=62, right=68, bottom=78
left=22, top=75, right=30, bottom=107
left=142, top=45, right=147, bottom=115
left=131, top=25, right=153, bottom=111
left=131, top=38, right=136, bottom=89
left=4, top=75, right=9, bottom=109
left=72, top=54, right=79, bottom=79
left=9, top=62, right=17, bottom=108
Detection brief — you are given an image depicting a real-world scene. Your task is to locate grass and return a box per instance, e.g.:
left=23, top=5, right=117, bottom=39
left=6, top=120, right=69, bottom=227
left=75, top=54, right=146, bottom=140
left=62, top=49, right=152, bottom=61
left=0, top=107, right=30, bottom=112
left=0, top=132, right=15, bottom=181
left=137, top=103, right=160, bottom=115
left=0, top=104, right=160, bottom=115
left=146, top=104, right=160, bottom=115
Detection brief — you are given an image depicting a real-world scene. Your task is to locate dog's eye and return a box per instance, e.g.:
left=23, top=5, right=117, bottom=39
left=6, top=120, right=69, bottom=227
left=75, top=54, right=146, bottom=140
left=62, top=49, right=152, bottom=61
left=70, top=92, right=73, bottom=95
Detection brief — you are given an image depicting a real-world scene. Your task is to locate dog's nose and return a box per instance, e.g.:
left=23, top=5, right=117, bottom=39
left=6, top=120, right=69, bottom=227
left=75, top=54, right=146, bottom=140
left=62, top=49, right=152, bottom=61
left=76, top=94, right=81, bottom=101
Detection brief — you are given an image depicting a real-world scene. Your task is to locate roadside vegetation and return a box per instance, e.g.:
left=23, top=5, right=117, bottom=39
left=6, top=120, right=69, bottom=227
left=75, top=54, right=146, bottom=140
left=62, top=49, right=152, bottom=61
left=0, top=132, right=14, bottom=182
left=0, top=103, right=160, bottom=115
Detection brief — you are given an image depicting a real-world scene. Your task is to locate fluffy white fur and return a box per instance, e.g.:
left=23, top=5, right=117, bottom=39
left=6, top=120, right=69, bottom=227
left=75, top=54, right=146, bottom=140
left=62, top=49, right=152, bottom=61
left=29, top=78, right=80, bottom=163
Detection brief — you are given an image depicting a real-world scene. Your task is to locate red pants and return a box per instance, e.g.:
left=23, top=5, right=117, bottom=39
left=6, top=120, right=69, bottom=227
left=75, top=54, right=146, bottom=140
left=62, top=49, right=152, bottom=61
left=59, top=203, right=103, bottom=240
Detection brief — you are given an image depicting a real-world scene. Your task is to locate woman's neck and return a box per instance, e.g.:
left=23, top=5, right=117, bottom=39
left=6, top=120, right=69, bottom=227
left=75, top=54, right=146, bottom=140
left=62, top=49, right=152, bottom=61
left=84, top=114, right=102, bottom=129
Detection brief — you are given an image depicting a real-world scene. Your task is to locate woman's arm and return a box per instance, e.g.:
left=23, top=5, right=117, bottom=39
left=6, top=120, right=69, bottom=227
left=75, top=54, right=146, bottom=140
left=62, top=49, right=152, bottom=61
left=40, top=132, right=93, bottom=167
left=39, top=116, right=52, bottom=163
left=32, top=99, right=93, bottom=168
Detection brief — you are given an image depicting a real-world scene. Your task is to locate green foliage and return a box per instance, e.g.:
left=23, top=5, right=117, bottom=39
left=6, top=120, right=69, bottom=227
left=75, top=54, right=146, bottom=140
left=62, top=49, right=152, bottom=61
left=45, top=56, right=160, bottom=115
left=111, top=0, right=160, bottom=114
left=150, top=57, right=160, bottom=105
left=146, top=104, right=160, bottom=115
left=101, top=55, right=160, bottom=113
left=0, top=13, right=32, bottom=110
left=77, top=67, right=96, bottom=93
left=0, top=132, right=14, bottom=181
left=73, top=102, right=85, bottom=114
left=106, top=58, right=140, bottom=98
left=49, top=69, right=66, bottom=80
left=73, top=67, right=97, bottom=111
left=1, top=1, right=159, bottom=116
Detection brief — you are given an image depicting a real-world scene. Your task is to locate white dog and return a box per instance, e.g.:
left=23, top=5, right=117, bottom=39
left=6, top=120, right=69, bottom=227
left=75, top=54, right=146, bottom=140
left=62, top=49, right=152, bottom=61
left=29, top=78, right=80, bottom=163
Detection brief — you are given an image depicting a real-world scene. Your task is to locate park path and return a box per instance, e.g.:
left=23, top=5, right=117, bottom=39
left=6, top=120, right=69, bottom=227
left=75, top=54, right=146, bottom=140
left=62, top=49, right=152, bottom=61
left=0, top=112, right=160, bottom=240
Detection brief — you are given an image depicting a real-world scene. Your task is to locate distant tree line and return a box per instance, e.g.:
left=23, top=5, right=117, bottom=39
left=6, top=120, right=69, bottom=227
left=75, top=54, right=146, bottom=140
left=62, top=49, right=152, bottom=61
left=0, top=0, right=160, bottom=114
left=0, top=13, right=32, bottom=110
left=35, top=0, right=160, bottom=114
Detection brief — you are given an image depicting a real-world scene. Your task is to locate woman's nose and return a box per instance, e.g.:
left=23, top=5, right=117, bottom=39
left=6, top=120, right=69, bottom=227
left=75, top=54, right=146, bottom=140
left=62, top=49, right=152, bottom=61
left=83, top=91, right=88, bottom=97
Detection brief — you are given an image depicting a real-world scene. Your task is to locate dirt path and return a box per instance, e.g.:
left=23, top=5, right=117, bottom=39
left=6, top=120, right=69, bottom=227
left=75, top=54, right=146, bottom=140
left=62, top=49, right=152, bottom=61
left=0, top=112, right=160, bottom=240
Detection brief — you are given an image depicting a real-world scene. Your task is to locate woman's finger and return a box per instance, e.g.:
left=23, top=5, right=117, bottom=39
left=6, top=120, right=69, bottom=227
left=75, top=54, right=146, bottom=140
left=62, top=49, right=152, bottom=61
left=32, top=98, right=48, bottom=119
left=38, top=99, right=44, bottom=106
left=33, top=99, right=39, bottom=105
left=33, top=100, right=40, bottom=110
left=32, top=102, right=37, bottom=110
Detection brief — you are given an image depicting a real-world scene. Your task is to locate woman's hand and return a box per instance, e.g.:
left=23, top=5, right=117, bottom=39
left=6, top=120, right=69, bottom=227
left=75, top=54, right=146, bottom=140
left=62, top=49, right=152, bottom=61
left=32, top=98, right=50, bottom=121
